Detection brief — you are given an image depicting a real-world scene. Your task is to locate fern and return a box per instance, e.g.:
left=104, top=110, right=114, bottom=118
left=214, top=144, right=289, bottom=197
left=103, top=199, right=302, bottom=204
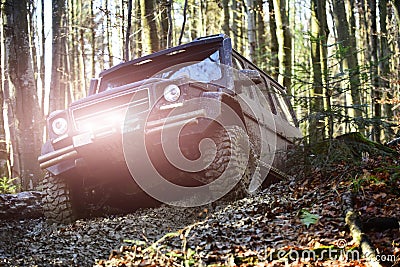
left=0, top=177, right=17, bottom=194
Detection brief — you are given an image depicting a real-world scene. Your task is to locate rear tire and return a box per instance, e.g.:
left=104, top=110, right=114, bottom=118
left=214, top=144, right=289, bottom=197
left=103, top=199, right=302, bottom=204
left=42, top=172, right=77, bottom=224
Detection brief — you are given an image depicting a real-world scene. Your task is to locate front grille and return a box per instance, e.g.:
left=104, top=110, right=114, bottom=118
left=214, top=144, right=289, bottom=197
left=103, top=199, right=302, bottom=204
left=72, top=88, right=149, bottom=132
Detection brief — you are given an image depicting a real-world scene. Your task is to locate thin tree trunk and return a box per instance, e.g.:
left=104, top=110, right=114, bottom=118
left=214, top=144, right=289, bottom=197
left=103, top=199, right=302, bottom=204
left=232, top=0, right=239, bottom=50
left=268, top=0, right=279, bottom=80
left=50, top=0, right=67, bottom=112
left=40, top=0, right=45, bottom=114
left=65, top=40, right=73, bottom=104
left=236, top=1, right=245, bottom=55
left=379, top=0, right=393, bottom=138
left=77, top=0, right=85, bottom=98
left=68, top=0, right=76, bottom=100
left=178, top=0, right=188, bottom=45
left=105, top=0, right=113, bottom=65
left=120, top=0, right=125, bottom=60
left=272, top=0, right=292, bottom=91
left=125, top=0, right=133, bottom=61
left=309, top=0, right=326, bottom=143
left=255, top=0, right=266, bottom=68
left=27, top=2, right=38, bottom=89
left=158, top=0, right=167, bottom=48
left=222, top=0, right=230, bottom=36
left=332, top=0, right=363, bottom=126
left=204, top=1, right=221, bottom=36
left=166, top=0, right=173, bottom=47
left=90, top=0, right=95, bottom=77
left=246, top=0, right=256, bottom=62
left=79, top=28, right=86, bottom=96
left=134, top=0, right=142, bottom=57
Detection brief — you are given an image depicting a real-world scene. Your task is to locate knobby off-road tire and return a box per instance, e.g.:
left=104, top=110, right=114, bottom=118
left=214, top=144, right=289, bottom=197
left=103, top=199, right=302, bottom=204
left=203, top=125, right=261, bottom=202
left=42, top=172, right=77, bottom=224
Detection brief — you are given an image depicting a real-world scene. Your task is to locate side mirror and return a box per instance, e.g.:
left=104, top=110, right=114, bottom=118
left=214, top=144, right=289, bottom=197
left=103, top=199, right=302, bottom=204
left=88, top=78, right=99, bottom=96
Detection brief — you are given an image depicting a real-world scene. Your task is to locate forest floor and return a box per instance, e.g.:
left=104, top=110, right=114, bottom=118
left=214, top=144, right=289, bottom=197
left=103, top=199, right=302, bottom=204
left=0, top=138, right=399, bottom=267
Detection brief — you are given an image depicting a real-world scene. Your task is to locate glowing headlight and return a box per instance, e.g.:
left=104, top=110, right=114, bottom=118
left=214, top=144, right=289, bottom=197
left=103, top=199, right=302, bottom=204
left=52, top=118, right=68, bottom=135
left=163, top=84, right=181, bottom=102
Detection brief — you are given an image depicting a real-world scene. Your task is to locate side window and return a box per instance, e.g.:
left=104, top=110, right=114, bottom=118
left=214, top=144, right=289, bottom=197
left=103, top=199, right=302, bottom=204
left=258, top=78, right=277, bottom=114
left=242, top=83, right=256, bottom=100
left=232, top=56, right=244, bottom=70
left=233, top=56, right=256, bottom=100
left=271, top=84, right=296, bottom=124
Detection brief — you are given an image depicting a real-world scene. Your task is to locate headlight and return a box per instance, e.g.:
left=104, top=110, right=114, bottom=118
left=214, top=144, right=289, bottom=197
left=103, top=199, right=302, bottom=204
left=163, top=84, right=181, bottom=102
left=52, top=118, right=68, bottom=135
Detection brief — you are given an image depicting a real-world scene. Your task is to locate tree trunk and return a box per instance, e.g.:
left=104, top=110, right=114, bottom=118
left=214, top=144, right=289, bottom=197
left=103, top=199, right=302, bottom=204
left=125, top=0, right=133, bottom=61
left=178, top=0, right=188, bottom=45
left=78, top=27, right=86, bottom=97
left=255, top=0, right=266, bottom=68
left=235, top=1, right=245, bottom=55
left=267, top=0, right=279, bottom=80
left=368, top=0, right=380, bottom=141
left=379, top=0, right=393, bottom=139
left=204, top=1, right=221, bottom=36
left=309, top=0, right=329, bottom=143
left=3, top=0, right=43, bottom=189
left=68, top=0, right=76, bottom=102
left=166, top=0, right=173, bottom=47
left=159, top=0, right=169, bottom=48
left=90, top=0, right=95, bottom=77
left=0, top=5, right=11, bottom=178
left=272, top=0, right=292, bottom=91
left=105, top=0, right=113, bottom=66
left=77, top=0, right=86, bottom=99
left=222, top=0, right=230, bottom=37
left=50, top=0, right=67, bottom=112
left=40, top=0, right=45, bottom=114
left=246, top=0, right=256, bottom=62
left=232, top=0, right=239, bottom=51
left=332, top=0, right=363, bottom=126
left=134, top=0, right=142, bottom=57
left=187, top=0, right=195, bottom=40
left=141, top=0, right=159, bottom=54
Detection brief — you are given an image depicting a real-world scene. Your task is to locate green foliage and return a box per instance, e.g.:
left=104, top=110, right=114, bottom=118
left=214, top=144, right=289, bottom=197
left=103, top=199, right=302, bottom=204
left=0, top=177, right=17, bottom=194
left=351, top=174, right=380, bottom=193
left=300, top=209, right=320, bottom=228
left=285, top=132, right=399, bottom=181
left=351, top=163, right=400, bottom=195
left=166, top=248, right=196, bottom=266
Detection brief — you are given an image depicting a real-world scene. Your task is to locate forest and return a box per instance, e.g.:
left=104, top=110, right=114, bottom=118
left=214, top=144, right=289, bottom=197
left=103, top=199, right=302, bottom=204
left=0, top=1, right=399, bottom=266
left=0, top=0, right=400, bottom=190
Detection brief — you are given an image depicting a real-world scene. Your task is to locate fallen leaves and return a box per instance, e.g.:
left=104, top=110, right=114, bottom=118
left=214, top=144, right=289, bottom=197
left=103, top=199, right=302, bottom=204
left=0, top=137, right=399, bottom=266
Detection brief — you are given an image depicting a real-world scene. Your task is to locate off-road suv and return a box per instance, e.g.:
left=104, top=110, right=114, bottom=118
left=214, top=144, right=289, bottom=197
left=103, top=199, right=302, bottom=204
left=39, top=34, right=302, bottom=223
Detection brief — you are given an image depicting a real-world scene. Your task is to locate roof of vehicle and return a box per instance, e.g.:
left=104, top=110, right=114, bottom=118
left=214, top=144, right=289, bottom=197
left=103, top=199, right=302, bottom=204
left=99, top=34, right=228, bottom=78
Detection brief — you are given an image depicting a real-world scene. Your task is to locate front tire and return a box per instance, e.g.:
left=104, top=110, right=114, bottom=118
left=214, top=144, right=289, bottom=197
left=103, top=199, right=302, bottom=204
left=202, top=125, right=261, bottom=201
left=42, top=173, right=77, bottom=224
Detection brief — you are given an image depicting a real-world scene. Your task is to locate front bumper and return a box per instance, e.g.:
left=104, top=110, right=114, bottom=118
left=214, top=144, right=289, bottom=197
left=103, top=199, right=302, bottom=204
left=38, top=109, right=207, bottom=171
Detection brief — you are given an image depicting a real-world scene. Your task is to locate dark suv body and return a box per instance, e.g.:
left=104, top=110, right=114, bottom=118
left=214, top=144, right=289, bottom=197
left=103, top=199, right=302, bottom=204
left=39, top=34, right=302, bottom=222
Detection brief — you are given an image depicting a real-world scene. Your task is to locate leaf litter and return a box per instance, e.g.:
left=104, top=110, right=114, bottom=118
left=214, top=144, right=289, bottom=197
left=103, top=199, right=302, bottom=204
left=0, top=138, right=399, bottom=266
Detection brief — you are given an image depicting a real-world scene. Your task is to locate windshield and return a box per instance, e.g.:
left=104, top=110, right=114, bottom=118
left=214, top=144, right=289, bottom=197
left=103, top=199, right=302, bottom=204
left=99, top=45, right=223, bottom=92
left=153, top=50, right=222, bottom=83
